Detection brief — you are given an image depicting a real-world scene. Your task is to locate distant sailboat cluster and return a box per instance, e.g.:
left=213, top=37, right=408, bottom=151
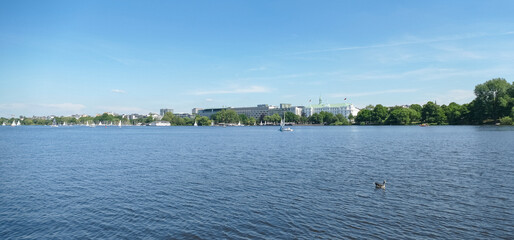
left=6, top=120, right=22, bottom=127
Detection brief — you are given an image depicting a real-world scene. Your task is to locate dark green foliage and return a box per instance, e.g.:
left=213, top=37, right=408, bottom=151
left=355, top=109, right=373, bottom=124
left=372, top=104, right=388, bottom=124
left=473, top=78, right=512, bottom=123
left=196, top=116, right=211, bottom=126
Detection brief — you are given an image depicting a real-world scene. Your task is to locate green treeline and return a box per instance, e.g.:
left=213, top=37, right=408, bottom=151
left=3, top=78, right=513, bottom=126
left=355, top=78, right=514, bottom=125
left=0, top=113, right=156, bottom=126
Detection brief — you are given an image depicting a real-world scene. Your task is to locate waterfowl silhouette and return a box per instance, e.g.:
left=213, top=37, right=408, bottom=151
left=375, top=180, right=386, bottom=189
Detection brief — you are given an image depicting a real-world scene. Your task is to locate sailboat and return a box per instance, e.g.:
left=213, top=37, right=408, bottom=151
left=17, top=120, right=21, bottom=126
left=2, top=122, right=5, bottom=126
left=279, top=114, right=293, bottom=132
left=194, top=120, right=198, bottom=127
left=260, top=121, right=263, bottom=126
left=51, top=119, right=58, bottom=127
left=211, top=121, right=214, bottom=126
left=118, top=121, right=122, bottom=128
left=11, top=120, right=16, bottom=127
left=62, top=121, right=67, bottom=126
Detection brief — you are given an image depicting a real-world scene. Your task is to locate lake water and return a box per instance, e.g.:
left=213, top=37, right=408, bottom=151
left=0, top=126, right=513, bottom=239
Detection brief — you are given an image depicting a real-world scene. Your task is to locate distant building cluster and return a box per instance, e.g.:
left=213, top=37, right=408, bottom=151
left=191, top=98, right=360, bottom=120
left=11, top=99, right=360, bottom=124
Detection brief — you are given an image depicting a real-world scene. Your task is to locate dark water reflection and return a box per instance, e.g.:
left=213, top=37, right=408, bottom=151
left=0, top=126, right=513, bottom=239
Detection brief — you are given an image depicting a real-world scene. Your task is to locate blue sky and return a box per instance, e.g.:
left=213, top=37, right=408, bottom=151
left=1, top=1, right=514, bottom=117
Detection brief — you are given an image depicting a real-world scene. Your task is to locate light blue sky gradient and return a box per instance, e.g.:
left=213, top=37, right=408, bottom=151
left=1, top=1, right=513, bottom=117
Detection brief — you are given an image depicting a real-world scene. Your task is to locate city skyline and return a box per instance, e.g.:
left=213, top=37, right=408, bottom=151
left=1, top=1, right=514, bottom=117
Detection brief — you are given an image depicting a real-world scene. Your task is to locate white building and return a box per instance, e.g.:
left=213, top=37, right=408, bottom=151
left=149, top=121, right=171, bottom=126
left=304, top=102, right=359, bottom=119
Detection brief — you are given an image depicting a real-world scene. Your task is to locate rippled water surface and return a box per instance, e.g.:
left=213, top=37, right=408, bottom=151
left=1, top=126, right=513, bottom=239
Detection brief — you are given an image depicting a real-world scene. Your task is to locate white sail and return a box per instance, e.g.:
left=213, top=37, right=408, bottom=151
left=194, top=120, right=198, bottom=127
left=17, top=120, right=21, bottom=126
left=118, top=121, right=122, bottom=127
left=11, top=121, right=16, bottom=127
left=51, top=119, right=58, bottom=127
left=279, top=114, right=293, bottom=132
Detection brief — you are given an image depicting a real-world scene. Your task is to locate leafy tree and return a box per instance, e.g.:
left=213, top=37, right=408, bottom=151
left=372, top=104, right=389, bottom=124
left=22, top=118, right=34, bottom=125
left=285, top=112, right=299, bottom=123
left=299, top=116, right=308, bottom=124
left=348, top=113, right=354, bottom=123
left=388, top=108, right=411, bottom=125
left=95, top=113, right=115, bottom=124
left=161, top=112, right=175, bottom=122
left=79, top=116, right=94, bottom=124
left=238, top=114, right=248, bottom=124
left=473, top=78, right=512, bottom=123
left=308, top=113, right=323, bottom=124
left=443, top=102, right=469, bottom=125
left=246, top=117, right=256, bottom=126
left=212, top=109, right=239, bottom=123
left=266, top=113, right=281, bottom=123
left=319, top=111, right=336, bottom=125
left=355, top=109, right=372, bottom=124
left=422, top=101, right=447, bottom=124
left=333, top=114, right=350, bottom=125
left=499, top=116, right=513, bottom=125
left=409, top=104, right=422, bottom=114
left=365, top=105, right=374, bottom=110
left=196, top=116, right=211, bottom=126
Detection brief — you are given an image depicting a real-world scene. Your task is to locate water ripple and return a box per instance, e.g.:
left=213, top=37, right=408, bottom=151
left=0, top=126, right=513, bottom=239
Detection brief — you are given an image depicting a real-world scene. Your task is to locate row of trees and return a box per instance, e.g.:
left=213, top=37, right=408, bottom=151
left=1, top=113, right=158, bottom=126
left=355, top=78, right=514, bottom=125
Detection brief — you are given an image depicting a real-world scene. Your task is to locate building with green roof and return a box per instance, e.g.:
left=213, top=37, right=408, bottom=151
left=304, top=97, right=360, bottom=118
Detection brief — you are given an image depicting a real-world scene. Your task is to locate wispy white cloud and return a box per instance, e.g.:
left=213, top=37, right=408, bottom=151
left=289, top=31, right=514, bottom=55
left=192, top=86, right=272, bottom=95
left=338, top=66, right=513, bottom=82
left=112, top=89, right=126, bottom=94
left=329, top=89, right=419, bottom=98
left=205, top=98, right=214, bottom=102
left=248, top=66, right=268, bottom=71
left=432, top=45, right=483, bottom=61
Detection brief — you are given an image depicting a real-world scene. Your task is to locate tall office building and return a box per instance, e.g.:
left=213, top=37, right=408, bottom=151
left=160, top=108, right=173, bottom=116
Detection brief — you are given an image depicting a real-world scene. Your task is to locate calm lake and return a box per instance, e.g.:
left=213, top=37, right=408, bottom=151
left=0, top=126, right=513, bottom=239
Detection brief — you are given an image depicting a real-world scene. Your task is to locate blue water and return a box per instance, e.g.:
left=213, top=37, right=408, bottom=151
left=0, top=126, right=513, bottom=239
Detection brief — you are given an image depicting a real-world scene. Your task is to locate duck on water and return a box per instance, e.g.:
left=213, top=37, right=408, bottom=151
left=375, top=180, right=386, bottom=189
